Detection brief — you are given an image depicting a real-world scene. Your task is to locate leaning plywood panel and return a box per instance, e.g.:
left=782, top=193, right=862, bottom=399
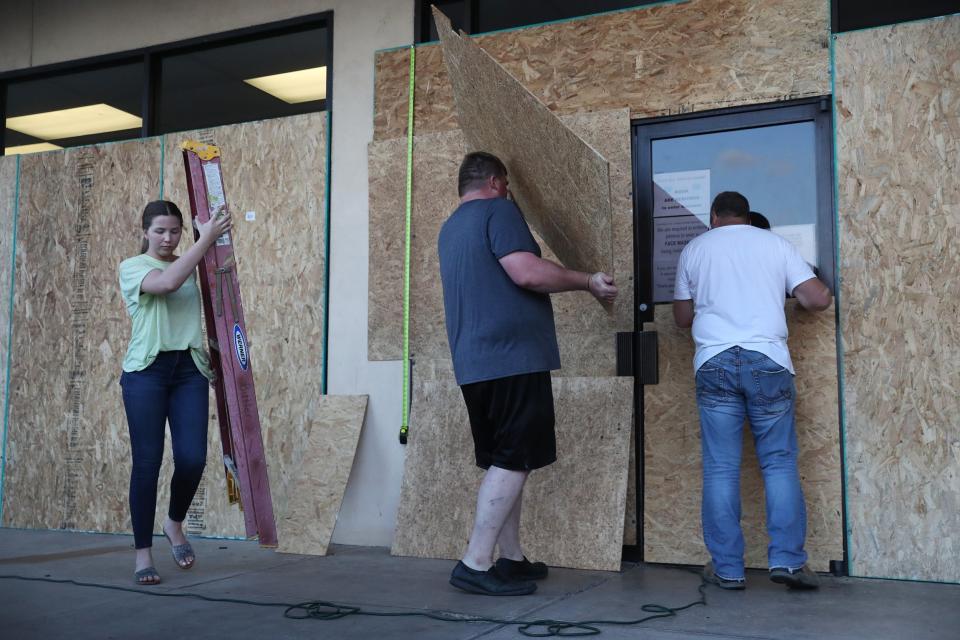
left=643, top=301, right=842, bottom=571
left=392, top=377, right=632, bottom=571
left=835, top=16, right=960, bottom=582
left=368, top=110, right=632, bottom=364
left=2, top=141, right=161, bottom=531
left=433, top=7, right=612, bottom=279
left=374, top=0, right=829, bottom=140
left=163, top=112, right=328, bottom=541
left=276, top=395, right=368, bottom=556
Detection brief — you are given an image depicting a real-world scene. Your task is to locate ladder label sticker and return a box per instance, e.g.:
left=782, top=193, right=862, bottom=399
left=234, top=323, right=249, bottom=370
left=245, top=211, right=256, bottom=221
left=202, top=160, right=232, bottom=246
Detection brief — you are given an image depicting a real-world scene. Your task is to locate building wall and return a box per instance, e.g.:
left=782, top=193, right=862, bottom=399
left=0, top=0, right=415, bottom=547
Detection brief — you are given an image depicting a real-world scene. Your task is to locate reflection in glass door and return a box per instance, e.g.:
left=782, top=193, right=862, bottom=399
left=651, top=122, right=819, bottom=302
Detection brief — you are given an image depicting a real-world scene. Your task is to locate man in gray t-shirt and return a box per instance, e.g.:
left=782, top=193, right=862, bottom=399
left=439, top=151, right=617, bottom=596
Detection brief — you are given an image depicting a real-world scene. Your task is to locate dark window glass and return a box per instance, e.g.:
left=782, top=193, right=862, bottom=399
left=417, top=0, right=661, bottom=42
left=420, top=0, right=472, bottom=42
left=157, top=26, right=328, bottom=134
left=833, top=0, right=960, bottom=32
left=476, top=0, right=657, bottom=33
left=3, top=62, right=143, bottom=154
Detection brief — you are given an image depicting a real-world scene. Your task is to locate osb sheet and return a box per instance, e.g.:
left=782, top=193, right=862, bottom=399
left=2, top=141, right=160, bottom=531
left=434, top=7, right=613, bottom=278
left=163, top=112, right=329, bottom=540
left=276, top=395, right=367, bottom=556
left=374, top=0, right=829, bottom=140
left=2, top=113, right=330, bottom=551
left=642, top=302, right=842, bottom=572
left=392, top=376, right=632, bottom=571
left=367, top=110, right=631, bottom=364
left=0, top=156, right=17, bottom=467
left=835, top=16, right=960, bottom=582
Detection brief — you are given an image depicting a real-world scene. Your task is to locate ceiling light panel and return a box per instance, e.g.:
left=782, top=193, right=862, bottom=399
left=6, top=104, right=142, bottom=140
left=244, top=67, right=327, bottom=104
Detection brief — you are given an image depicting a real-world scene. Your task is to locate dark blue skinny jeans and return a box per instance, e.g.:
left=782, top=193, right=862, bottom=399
left=120, top=350, right=209, bottom=549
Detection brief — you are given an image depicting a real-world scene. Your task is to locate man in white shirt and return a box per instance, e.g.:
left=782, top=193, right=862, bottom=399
left=673, top=191, right=831, bottom=591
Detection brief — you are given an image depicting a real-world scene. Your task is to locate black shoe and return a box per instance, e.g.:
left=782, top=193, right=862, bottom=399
left=495, top=556, right=549, bottom=580
left=449, top=561, right=537, bottom=595
left=770, top=565, right=820, bottom=590
left=703, top=561, right=746, bottom=590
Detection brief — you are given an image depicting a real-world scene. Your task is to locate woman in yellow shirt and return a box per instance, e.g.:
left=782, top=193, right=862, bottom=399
left=118, top=200, right=230, bottom=585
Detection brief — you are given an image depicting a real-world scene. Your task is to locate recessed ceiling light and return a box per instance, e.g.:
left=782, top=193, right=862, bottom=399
left=244, top=66, right=327, bottom=104
left=4, top=142, right=64, bottom=155
left=6, top=104, right=142, bottom=141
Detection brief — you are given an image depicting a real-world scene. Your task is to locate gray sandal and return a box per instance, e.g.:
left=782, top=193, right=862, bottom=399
left=164, top=531, right=196, bottom=570
left=134, top=566, right=161, bottom=585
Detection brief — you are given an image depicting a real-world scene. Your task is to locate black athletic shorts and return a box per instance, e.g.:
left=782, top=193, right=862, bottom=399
left=459, top=371, right=556, bottom=471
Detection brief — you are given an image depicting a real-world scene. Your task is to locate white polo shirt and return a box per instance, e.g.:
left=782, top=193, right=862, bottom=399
left=674, top=224, right=815, bottom=374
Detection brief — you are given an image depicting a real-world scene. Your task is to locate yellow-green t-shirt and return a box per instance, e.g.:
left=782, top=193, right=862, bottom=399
left=119, top=253, right=214, bottom=381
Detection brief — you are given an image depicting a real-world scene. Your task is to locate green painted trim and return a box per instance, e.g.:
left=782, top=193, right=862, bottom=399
left=828, top=25, right=855, bottom=581
left=0, top=156, right=22, bottom=524
left=847, top=573, right=960, bottom=587
left=833, top=10, right=960, bottom=36
left=321, top=110, right=332, bottom=395
left=375, top=0, right=690, bottom=53
left=400, top=46, right=415, bottom=443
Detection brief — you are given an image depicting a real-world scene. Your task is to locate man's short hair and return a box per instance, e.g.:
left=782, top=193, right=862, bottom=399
left=711, top=191, right=750, bottom=219
left=458, top=151, right=507, bottom=197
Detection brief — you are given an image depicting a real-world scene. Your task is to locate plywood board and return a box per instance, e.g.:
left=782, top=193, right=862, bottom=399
left=2, top=114, right=333, bottom=555
left=162, top=112, right=329, bottom=539
left=368, top=110, right=631, bottom=364
left=642, top=301, right=843, bottom=572
left=2, top=141, right=160, bottom=531
left=374, top=0, right=830, bottom=140
left=433, top=7, right=613, bottom=278
left=276, top=395, right=367, bottom=556
left=835, top=16, right=960, bottom=582
left=392, top=376, right=632, bottom=571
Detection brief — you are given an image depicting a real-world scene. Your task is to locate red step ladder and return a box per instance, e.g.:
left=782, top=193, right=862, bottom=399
left=181, top=140, right=277, bottom=546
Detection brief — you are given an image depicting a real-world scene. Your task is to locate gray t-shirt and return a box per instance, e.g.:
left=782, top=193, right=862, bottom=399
left=438, top=197, right=560, bottom=385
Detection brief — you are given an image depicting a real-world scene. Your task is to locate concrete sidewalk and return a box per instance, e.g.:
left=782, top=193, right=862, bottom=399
left=0, top=528, right=957, bottom=639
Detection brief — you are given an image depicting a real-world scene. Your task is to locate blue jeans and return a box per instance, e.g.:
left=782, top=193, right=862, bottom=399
left=120, top=350, right=209, bottom=549
left=695, top=346, right=807, bottom=580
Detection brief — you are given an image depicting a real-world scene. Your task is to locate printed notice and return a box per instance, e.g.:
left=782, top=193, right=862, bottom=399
left=653, top=216, right=709, bottom=302
left=653, top=169, right=711, bottom=225
left=772, top=223, right=817, bottom=267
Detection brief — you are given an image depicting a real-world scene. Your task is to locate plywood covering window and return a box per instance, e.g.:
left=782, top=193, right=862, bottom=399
left=633, top=99, right=836, bottom=310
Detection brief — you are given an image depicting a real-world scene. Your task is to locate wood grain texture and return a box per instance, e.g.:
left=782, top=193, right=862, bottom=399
left=392, top=376, right=632, bottom=571
left=642, top=302, right=842, bottom=571
left=162, top=113, right=329, bottom=540
left=2, top=141, right=159, bottom=531
left=835, top=15, right=960, bottom=582
left=276, top=395, right=367, bottom=556
left=368, top=110, right=631, bottom=364
left=434, top=7, right=613, bottom=278
left=2, top=114, right=338, bottom=557
left=374, top=0, right=829, bottom=140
